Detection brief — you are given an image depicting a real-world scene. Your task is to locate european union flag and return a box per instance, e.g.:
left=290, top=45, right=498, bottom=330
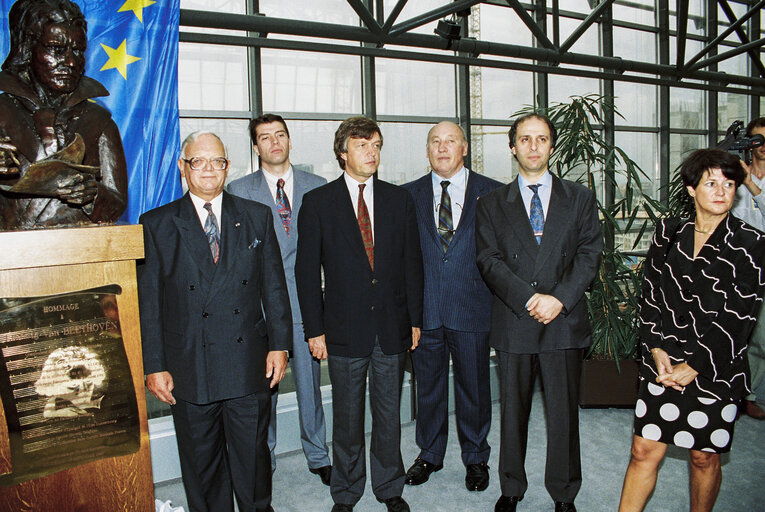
left=0, top=0, right=182, bottom=224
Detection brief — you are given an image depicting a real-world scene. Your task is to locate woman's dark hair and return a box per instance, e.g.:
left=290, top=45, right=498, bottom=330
left=333, top=116, right=383, bottom=170
left=680, top=148, right=746, bottom=188
left=2, top=0, right=86, bottom=81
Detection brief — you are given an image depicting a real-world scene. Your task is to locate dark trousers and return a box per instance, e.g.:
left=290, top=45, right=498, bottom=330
left=496, top=349, right=583, bottom=503
left=171, top=390, right=272, bottom=512
left=328, top=343, right=407, bottom=506
left=411, top=327, right=491, bottom=466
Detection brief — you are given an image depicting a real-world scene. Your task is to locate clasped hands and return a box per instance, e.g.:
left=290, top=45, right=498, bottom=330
left=650, top=347, right=698, bottom=391
left=527, top=293, right=563, bottom=324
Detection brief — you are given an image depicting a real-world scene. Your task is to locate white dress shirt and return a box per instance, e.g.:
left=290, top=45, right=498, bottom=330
left=189, top=191, right=223, bottom=226
left=262, top=165, right=294, bottom=205
left=344, top=172, right=374, bottom=242
left=518, top=170, right=553, bottom=221
left=431, top=167, right=468, bottom=230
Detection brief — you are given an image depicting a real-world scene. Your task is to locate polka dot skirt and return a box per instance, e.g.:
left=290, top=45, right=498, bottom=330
left=633, top=380, right=739, bottom=453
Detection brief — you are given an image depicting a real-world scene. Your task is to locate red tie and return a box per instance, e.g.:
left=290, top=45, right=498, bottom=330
left=357, top=184, right=374, bottom=271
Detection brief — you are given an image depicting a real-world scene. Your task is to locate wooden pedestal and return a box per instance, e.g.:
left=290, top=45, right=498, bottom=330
left=0, top=225, right=153, bottom=511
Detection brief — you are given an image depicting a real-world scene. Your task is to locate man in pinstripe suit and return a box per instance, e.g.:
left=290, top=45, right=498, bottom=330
left=402, top=121, right=502, bottom=492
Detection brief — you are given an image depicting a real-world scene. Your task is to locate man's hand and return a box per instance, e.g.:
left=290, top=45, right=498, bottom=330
left=146, top=371, right=176, bottom=405
left=527, top=293, right=563, bottom=324
left=0, top=139, right=20, bottom=175
left=57, top=172, right=97, bottom=205
left=266, top=350, right=288, bottom=388
left=410, top=327, right=421, bottom=351
left=308, top=334, right=328, bottom=360
left=741, top=159, right=763, bottom=196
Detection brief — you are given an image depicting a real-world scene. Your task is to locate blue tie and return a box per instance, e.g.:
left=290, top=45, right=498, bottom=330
left=203, top=202, right=220, bottom=264
left=528, top=184, right=544, bottom=244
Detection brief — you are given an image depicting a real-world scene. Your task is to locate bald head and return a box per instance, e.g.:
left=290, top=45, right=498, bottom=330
left=427, top=121, right=468, bottom=179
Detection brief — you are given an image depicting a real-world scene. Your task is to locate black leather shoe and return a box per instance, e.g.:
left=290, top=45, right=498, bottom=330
left=377, top=496, right=410, bottom=512
left=405, top=457, right=443, bottom=485
left=495, top=495, right=522, bottom=512
left=555, top=502, right=577, bottom=512
left=310, top=465, right=332, bottom=486
left=465, top=461, right=490, bottom=491
left=331, top=504, right=353, bottom=512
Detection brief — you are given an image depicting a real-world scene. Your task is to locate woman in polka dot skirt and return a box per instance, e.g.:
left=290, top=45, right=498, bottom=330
left=618, top=149, right=765, bottom=512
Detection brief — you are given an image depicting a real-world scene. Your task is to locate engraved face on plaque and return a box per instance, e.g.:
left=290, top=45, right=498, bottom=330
left=0, top=285, right=139, bottom=485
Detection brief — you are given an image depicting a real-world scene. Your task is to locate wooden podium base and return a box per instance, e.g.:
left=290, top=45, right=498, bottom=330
left=0, top=225, right=153, bottom=511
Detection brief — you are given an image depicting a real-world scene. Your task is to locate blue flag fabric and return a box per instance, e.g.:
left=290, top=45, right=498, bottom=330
left=0, top=0, right=182, bottom=224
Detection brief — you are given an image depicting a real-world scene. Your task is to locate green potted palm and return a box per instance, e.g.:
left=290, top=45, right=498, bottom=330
left=512, top=95, right=665, bottom=406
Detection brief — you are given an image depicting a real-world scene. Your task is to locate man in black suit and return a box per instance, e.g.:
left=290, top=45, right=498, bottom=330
left=402, top=121, right=501, bottom=492
left=476, top=114, right=602, bottom=512
left=139, top=131, right=292, bottom=512
left=295, top=117, right=424, bottom=512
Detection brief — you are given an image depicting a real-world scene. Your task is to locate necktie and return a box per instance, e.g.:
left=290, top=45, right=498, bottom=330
left=275, top=178, right=292, bottom=234
left=528, top=184, right=545, bottom=244
left=203, top=202, right=220, bottom=264
left=357, top=184, right=374, bottom=270
left=437, top=180, right=454, bottom=252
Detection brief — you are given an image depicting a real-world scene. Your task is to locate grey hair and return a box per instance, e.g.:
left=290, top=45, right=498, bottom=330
left=180, top=131, right=228, bottom=159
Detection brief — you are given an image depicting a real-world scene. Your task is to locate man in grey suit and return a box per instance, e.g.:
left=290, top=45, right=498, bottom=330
left=140, top=131, right=292, bottom=512
left=476, top=114, right=602, bottom=512
left=228, top=114, right=331, bottom=484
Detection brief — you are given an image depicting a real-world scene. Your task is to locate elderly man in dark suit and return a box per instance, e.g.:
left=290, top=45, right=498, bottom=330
left=402, top=121, right=501, bottom=492
left=476, top=114, right=602, bottom=512
left=295, top=116, right=423, bottom=512
left=139, top=131, right=292, bottom=512
left=228, top=114, right=331, bottom=484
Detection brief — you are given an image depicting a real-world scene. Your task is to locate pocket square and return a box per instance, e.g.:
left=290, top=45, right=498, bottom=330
left=249, top=238, right=261, bottom=249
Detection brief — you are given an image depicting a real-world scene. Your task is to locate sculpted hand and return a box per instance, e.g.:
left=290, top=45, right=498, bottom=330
left=146, top=371, right=176, bottom=405
left=266, top=350, right=288, bottom=388
left=410, top=327, right=421, bottom=351
left=57, top=172, right=98, bottom=205
left=0, top=139, right=20, bottom=174
left=309, top=334, right=328, bottom=360
left=527, top=293, right=563, bottom=324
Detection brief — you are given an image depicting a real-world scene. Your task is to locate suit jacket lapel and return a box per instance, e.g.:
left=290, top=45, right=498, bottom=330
left=449, top=171, right=478, bottom=250
left=533, top=176, right=571, bottom=275
left=502, top=178, right=540, bottom=259
left=413, top=175, right=440, bottom=247
left=333, top=176, right=371, bottom=269
left=216, top=192, right=246, bottom=278
left=173, top=194, right=216, bottom=282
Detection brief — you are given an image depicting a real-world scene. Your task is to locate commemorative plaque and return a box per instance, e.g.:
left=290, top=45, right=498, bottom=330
left=0, top=285, right=139, bottom=485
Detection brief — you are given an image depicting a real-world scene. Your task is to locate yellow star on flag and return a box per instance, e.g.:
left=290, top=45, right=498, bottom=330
left=118, top=0, right=156, bottom=23
left=100, top=40, right=141, bottom=80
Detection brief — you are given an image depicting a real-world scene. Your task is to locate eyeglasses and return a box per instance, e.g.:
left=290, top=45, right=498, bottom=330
left=182, top=157, right=229, bottom=171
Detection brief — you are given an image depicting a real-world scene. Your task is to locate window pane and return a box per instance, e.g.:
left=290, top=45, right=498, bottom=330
left=260, top=0, right=357, bottom=24
left=477, top=4, right=531, bottom=45
left=718, top=93, right=748, bottom=132
left=614, top=27, right=656, bottom=63
left=615, top=131, right=658, bottom=199
left=615, top=82, right=657, bottom=127
left=670, top=88, right=705, bottom=130
left=180, top=118, right=252, bottom=187
left=180, top=0, right=244, bottom=12
left=377, top=123, right=433, bottom=185
left=261, top=50, right=361, bottom=114
left=376, top=59, right=456, bottom=117
left=670, top=133, right=704, bottom=173
left=178, top=43, right=249, bottom=111
left=552, top=16, right=599, bottom=54
left=475, top=68, right=534, bottom=121
left=471, top=125, right=514, bottom=183
left=386, top=0, right=448, bottom=36
left=549, top=75, right=600, bottom=105
left=613, top=0, right=655, bottom=25
left=282, top=120, right=342, bottom=183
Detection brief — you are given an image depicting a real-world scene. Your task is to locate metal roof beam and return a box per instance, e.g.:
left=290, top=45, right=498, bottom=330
left=558, top=0, right=615, bottom=54
left=346, top=0, right=382, bottom=34
left=675, top=0, right=689, bottom=70
left=686, top=35, right=765, bottom=73
left=382, top=0, right=409, bottom=34
left=388, top=0, right=481, bottom=37
left=504, top=0, right=556, bottom=50
left=717, top=0, right=765, bottom=77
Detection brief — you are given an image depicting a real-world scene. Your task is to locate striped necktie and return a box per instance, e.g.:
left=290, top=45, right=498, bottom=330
left=437, top=180, right=454, bottom=252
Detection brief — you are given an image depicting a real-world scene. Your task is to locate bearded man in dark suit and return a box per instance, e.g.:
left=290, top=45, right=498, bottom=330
left=139, top=131, right=292, bottom=512
left=476, top=114, right=602, bottom=512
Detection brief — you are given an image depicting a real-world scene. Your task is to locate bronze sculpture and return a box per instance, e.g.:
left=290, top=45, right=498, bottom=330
left=0, top=0, right=128, bottom=230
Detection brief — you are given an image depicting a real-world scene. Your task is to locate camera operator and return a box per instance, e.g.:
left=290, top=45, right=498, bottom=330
left=731, top=117, right=765, bottom=420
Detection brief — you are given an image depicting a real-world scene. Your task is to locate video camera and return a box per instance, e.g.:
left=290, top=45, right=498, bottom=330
left=716, top=120, right=765, bottom=165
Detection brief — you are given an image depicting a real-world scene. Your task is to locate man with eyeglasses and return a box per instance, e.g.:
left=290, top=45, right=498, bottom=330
left=138, top=131, right=292, bottom=512
left=228, top=114, right=332, bottom=483
left=402, top=121, right=501, bottom=494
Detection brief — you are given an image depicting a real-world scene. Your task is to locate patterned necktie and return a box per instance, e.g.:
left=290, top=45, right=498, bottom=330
left=357, top=184, right=374, bottom=270
left=528, top=184, right=545, bottom=244
left=437, top=180, right=454, bottom=252
left=203, top=202, right=220, bottom=264
left=275, top=178, right=292, bottom=234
